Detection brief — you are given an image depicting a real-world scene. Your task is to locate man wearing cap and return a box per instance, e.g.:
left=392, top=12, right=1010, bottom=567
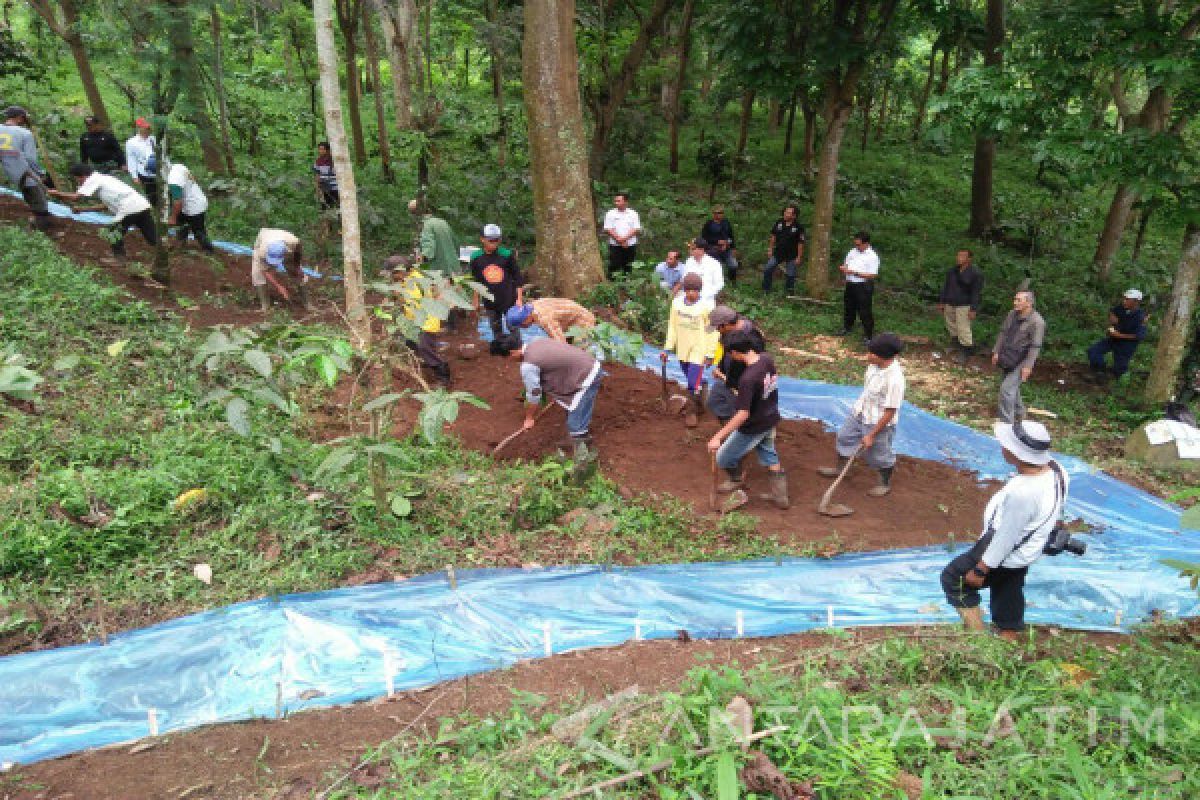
left=251, top=228, right=309, bottom=312
left=818, top=333, right=906, bottom=497
left=51, top=164, right=158, bottom=257
left=700, top=206, right=738, bottom=283
left=0, top=106, right=52, bottom=232
left=506, top=298, right=596, bottom=344
left=991, top=290, right=1045, bottom=423
left=940, top=420, right=1067, bottom=639
left=655, top=249, right=684, bottom=293
left=492, top=333, right=603, bottom=461
left=682, top=238, right=725, bottom=304
left=602, top=192, right=641, bottom=276
left=79, top=116, right=123, bottom=173
left=1087, top=289, right=1147, bottom=383
left=470, top=224, right=524, bottom=345
left=706, top=306, right=766, bottom=423
left=938, top=248, right=984, bottom=365
left=837, top=231, right=880, bottom=342
left=166, top=161, right=214, bottom=252
left=407, top=198, right=460, bottom=276
left=707, top=329, right=788, bottom=511
left=125, top=117, right=158, bottom=208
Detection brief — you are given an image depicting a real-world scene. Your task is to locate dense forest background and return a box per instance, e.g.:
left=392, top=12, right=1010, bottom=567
left=0, top=0, right=1197, bottom=400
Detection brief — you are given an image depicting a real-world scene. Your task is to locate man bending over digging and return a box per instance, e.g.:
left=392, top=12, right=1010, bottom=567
left=818, top=333, right=906, bottom=499
left=707, top=330, right=788, bottom=512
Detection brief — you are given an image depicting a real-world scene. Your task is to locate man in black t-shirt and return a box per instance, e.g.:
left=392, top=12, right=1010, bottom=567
left=707, top=330, right=788, bottom=512
left=763, top=204, right=805, bottom=294
left=706, top=305, right=766, bottom=422
left=470, top=223, right=525, bottom=348
left=79, top=116, right=123, bottom=173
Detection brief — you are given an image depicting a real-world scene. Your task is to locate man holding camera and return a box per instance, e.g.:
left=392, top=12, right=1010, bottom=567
left=940, top=420, right=1071, bottom=640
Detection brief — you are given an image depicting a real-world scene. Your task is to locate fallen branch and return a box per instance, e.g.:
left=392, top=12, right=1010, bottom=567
left=558, top=725, right=787, bottom=799
left=778, top=346, right=836, bottom=363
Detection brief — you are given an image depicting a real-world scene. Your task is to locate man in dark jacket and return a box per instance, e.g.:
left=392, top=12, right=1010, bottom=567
left=938, top=248, right=984, bottom=364
left=700, top=206, right=738, bottom=283
left=78, top=116, right=123, bottom=173
left=1087, top=289, right=1147, bottom=382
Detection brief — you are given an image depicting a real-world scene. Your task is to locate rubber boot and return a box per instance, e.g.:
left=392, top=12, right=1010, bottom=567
left=717, top=468, right=744, bottom=493
left=31, top=213, right=52, bottom=233
left=684, top=391, right=700, bottom=428
left=817, top=456, right=847, bottom=479
left=256, top=285, right=271, bottom=312
left=953, top=343, right=968, bottom=366
left=957, top=606, right=986, bottom=631
left=296, top=283, right=314, bottom=312
left=867, top=466, right=893, bottom=497
left=758, top=469, right=790, bottom=509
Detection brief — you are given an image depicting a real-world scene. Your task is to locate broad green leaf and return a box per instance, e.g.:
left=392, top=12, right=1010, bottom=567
left=225, top=397, right=252, bottom=437
left=1178, top=506, right=1200, bottom=531
left=250, top=386, right=292, bottom=415
left=715, top=751, right=738, bottom=800
left=52, top=354, right=80, bottom=371
left=314, top=354, right=339, bottom=388
left=330, top=339, right=354, bottom=358
left=314, top=445, right=358, bottom=483
left=389, top=494, right=412, bottom=517
left=268, top=437, right=283, bottom=455
left=106, top=339, right=129, bottom=358
left=244, top=349, right=273, bottom=379
left=200, top=388, right=233, bottom=406
left=363, top=392, right=404, bottom=413
left=365, top=444, right=413, bottom=462
left=0, top=364, right=42, bottom=399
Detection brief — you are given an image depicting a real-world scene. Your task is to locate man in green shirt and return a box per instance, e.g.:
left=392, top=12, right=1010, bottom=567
left=407, top=198, right=460, bottom=276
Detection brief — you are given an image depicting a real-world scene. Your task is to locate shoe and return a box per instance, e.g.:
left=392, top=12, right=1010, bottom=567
left=721, top=489, right=749, bottom=513
left=867, top=484, right=891, bottom=497
left=716, top=468, right=744, bottom=493
left=758, top=470, right=789, bottom=509
left=817, top=466, right=840, bottom=478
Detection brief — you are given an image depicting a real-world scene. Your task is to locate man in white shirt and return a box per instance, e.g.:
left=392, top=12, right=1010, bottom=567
left=818, top=333, right=905, bottom=498
left=602, top=192, right=641, bottom=276
left=682, top=238, right=724, bottom=303
left=51, top=163, right=159, bottom=258
left=251, top=228, right=310, bottom=312
left=166, top=162, right=213, bottom=252
left=837, top=231, right=880, bottom=341
left=125, top=117, right=159, bottom=208
left=940, top=420, right=1068, bottom=639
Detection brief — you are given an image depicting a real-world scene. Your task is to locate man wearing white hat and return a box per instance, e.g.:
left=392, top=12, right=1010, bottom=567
left=940, top=419, right=1068, bottom=639
left=1087, top=289, right=1147, bottom=382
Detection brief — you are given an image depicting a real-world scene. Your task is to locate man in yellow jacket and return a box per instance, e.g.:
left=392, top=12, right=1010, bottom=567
left=386, top=255, right=451, bottom=387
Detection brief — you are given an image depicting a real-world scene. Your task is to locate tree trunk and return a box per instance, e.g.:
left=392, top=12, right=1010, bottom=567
left=1093, top=184, right=1138, bottom=282
left=1145, top=224, right=1200, bottom=404
left=373, top=0, right=416, bottom=130
left=586, top=0, right=677, bottom=181
left=27, top=0, right=112, bottom=127
left=523, top=0, right=606, bottom=297
left=800, top=100, right=816, bottom=177
left=485, top=0, right=507, bottom=167
left=806, top=99, right=853, bottom=296
left=767, top=98, right=781, bottom=132
left=164, top=0, right=226, bottom=174
left=314, top=0, right=371, bottom=350
left=210, top=7, right=237, bottom=175
left=1132, top=197, right=1159, bottom=262
left=362, top=3, right=393, bottom=181
left=667, top=0, right=695, bottom=174
left=735, top=89, right=755, bottom=157
left=335, top=0, right=368, bottom=167
left=936, top=46, right=950, bottom=94
left=874, top=80, right=889, bottom=141
left=783, top=91, right=797, bottom=155
left=911, top=43, right=937, bottom=141
left=859, top=93, right=872, bottom=152
left=967, top=0, right=1004, bottom=238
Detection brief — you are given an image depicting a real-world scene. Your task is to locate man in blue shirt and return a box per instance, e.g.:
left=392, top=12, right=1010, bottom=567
left=1087, top=288, right=1147, bottom=382
left=654, top=249, right=683, bottom=292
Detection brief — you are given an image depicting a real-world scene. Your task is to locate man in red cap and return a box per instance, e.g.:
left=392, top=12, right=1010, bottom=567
left=125, top=117, right=158, bottom=208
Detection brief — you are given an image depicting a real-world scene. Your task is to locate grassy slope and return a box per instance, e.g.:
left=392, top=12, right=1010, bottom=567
left=325, top=628, right=1200, bottom=798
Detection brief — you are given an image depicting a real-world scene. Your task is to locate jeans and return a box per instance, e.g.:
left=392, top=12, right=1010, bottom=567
left=762, top=256, right=798, bottom=293
left=940, top=534, right=1030, bottom=631
left=843, top=281, right=875, bottom=338
left=1087, top=338, right=1138, bottom=377
left=565, top=375, right=602, bottom=437
left=997, top=368, right=1025, bottom=423
left=716, top=427, right=780, bottom=470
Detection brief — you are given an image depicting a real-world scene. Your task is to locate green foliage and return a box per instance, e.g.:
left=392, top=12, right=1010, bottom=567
left=569, top=321, right=644, bottom=367
left=580, top=270, right=671, bottom=344
left=0, top=347, right=42, bottom=401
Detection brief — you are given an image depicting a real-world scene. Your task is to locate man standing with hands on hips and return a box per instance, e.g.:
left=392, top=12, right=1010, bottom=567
left=602, top=192, right=641, bottom=276
left=838, top=232, right=880, bottom=343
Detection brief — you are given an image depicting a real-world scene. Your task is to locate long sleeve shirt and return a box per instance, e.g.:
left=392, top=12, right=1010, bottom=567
left=978, top=464, right=1067, bottom=569
left=125, top=134, right=156, bottom=178
left=532, top=298, right=595, bottom=342
left=664, top=295, right=718, bottom=364
left=682, top=254, right=724, bottom=303
left=993, top=309, right=1045, bottom=371
left=418, top=215, right=461, bottom=276
left=939, top=264, right=984, bottom=311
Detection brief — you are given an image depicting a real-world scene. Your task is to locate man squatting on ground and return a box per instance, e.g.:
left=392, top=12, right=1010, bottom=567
left=494, top=334, right=603, bottom=461
left=251, top=228, right=310, bottom=311
left=51, top=164, right=158, bottom=258
left=818, top=333, right=906, bottom=497
left=992, top=290, right=1045, bottom=423
left=506, top=297, right=596, bottom=343
left=938, top=248, right=984, bottom=364
left=707, top=330, right=788, bottom=511
left=0, top=105, right=53, bottom=232
left=940, top=420, right=1067, bottom=639
left=1087, top=288, right=1147, bottom=382
left=470, top=223, right=524, bottom=347
left=386, top=255, right=451, bottom=387
left=661, top=273, right=718, bottom=428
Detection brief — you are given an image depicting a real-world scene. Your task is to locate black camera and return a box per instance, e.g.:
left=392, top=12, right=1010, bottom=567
left=1043, top=525, right=1086, bottom=557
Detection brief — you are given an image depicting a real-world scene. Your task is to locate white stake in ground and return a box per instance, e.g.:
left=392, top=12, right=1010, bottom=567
left=827, top=605, right=835, bottom=628
left=384, top=650, right=396, bottom=697
left=147, top=708, right=159, bottom=737
left=634, top=619, right=642, bottom=641
left=735, top=611, right=744, bottom=637
left=543, top=621, right=553, bottom=656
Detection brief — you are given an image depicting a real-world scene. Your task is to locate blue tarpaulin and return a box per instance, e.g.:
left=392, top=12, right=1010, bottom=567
left=1, top=189, right=1197, bottom=767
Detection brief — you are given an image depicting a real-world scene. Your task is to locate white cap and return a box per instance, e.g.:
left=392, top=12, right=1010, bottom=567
left=1123, top=288, right=1143, bottom=301
left=482, top=223, right=502, bottom=239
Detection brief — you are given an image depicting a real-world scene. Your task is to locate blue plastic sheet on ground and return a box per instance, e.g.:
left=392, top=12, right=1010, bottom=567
left=2, top=196, right=1198, bottom=766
